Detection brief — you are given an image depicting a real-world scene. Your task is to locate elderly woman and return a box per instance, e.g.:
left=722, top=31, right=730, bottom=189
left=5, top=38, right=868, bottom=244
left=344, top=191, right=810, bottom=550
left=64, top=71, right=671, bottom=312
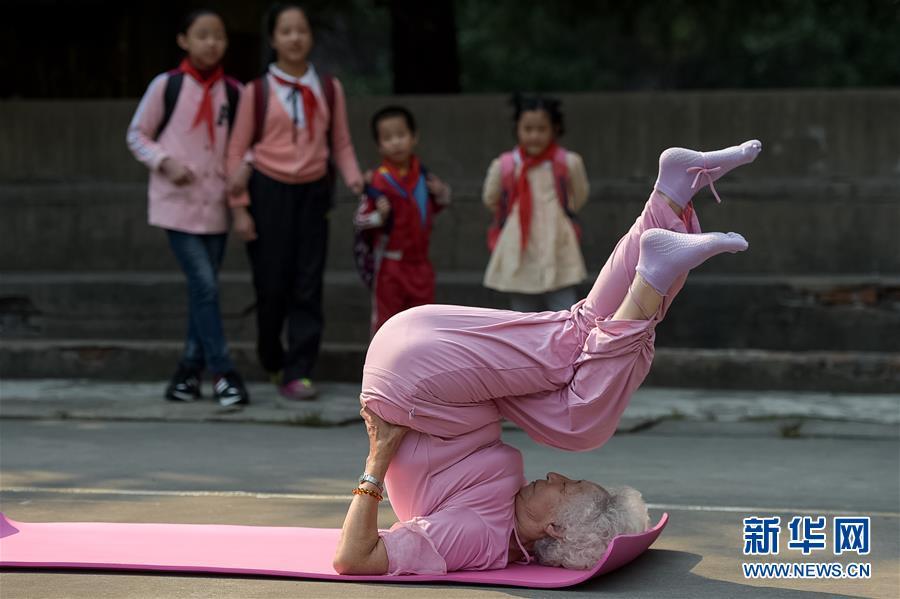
left=334, top=141, right=762, bottom=575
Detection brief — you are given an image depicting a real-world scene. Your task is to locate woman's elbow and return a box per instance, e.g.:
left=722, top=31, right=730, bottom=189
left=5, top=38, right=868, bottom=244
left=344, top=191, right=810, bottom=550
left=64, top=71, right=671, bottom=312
left=332, top=550, right=365, bottom=575
left=332, top=549, right=386, bottom=575
left=332, top=557, right=353, bottom=575
left=332, top=548, right=357, bottom=575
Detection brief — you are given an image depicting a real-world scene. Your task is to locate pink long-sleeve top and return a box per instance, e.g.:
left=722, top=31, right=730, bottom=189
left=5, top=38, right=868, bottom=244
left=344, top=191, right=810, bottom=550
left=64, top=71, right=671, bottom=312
left=376, top=416, right=527, bottom=575
left=225, top=64, right=363, bottom=206
left=127, top=72, right=241, bottom=234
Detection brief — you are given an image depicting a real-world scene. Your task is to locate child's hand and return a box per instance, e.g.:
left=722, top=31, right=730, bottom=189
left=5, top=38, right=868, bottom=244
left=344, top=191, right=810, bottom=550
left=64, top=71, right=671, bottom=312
left=425, top=173, right=445, bottom=195
left=228, top=162, right=253, bottom=197
left=375, top=196, right=391, bottom=218
left=160, top=158, right=195, bottom=186
left=231, top=206, right=257, bottom=241
left=427, top=174, right=451, bottom=205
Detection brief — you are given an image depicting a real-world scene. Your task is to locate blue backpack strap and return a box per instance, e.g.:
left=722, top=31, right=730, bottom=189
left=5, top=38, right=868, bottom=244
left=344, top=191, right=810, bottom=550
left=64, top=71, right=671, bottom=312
left=378, top=170, right=409, bottom=198
left=154, top=70, right=183, bottom=140
left=412, top=168, right=429, bottom=225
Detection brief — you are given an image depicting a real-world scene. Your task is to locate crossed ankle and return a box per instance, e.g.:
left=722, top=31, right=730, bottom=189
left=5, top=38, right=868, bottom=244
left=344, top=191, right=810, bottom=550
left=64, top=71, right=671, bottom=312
left=654, top=140, right=762, bottom=207
left=636, top=229, right=749, bottom=295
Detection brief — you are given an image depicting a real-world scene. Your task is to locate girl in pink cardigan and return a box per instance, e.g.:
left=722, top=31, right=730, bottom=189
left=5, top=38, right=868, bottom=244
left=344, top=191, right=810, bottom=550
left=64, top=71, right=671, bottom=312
left=226, top=4, right=364, bottom=401
left=126, top=9, right=248, bottom=407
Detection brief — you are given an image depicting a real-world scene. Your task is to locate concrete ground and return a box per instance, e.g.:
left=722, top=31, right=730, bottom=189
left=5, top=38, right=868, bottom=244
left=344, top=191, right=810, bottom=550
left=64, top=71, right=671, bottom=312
left=0, top=390, right=898, bottom=598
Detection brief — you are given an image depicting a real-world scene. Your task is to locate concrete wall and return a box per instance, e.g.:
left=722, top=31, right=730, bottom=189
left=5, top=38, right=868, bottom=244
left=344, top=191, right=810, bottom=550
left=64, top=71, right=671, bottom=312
left=3, top=90, right=900, bottom=181
left=1, top=91, right=898, bottom=389
left=1, top=91, right=898, bottom=276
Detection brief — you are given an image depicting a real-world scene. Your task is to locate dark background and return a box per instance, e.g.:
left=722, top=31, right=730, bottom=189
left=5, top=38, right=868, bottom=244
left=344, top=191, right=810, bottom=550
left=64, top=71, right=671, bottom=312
left=3, top=0, right=899, bottom=98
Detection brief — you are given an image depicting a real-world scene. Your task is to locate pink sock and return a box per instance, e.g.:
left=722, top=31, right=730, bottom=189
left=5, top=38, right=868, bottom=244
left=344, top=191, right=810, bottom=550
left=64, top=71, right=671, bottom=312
left=654, top=140, right=762, bottom=207
left=635, top=229, right=749, bottom=295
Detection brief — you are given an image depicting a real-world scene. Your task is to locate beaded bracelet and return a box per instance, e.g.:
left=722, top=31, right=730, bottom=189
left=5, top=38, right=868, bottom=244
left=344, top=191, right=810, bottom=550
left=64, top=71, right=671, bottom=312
left=352, top=486, right=384, bottom=502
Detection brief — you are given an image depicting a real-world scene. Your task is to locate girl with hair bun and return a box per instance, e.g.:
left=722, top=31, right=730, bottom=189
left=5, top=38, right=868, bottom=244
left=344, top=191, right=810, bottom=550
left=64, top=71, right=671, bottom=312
left=482, top=94, right=591, bottom=313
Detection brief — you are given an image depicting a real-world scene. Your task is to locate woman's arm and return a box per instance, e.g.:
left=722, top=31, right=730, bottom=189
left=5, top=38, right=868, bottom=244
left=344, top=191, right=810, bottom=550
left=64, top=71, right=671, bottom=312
left=332, top=407, right=408, bottom=575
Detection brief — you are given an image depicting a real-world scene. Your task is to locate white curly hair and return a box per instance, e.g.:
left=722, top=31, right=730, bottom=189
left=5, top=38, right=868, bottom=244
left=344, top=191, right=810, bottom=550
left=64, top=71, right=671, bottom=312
left=533, top=485, right=650, bottom=569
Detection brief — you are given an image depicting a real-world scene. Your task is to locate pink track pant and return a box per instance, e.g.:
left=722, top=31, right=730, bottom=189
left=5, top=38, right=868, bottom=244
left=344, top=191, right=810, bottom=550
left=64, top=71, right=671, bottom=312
left=361, top=192, right=701, bottom=452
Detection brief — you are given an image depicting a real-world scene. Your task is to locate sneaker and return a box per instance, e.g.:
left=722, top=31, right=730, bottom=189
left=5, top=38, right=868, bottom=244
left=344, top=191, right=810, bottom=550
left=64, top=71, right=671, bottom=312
left=214, top=371, right=250, bottom=407
left=279, top=377, right=318, bottom=401
left=164, top=365, right=202, bottom=402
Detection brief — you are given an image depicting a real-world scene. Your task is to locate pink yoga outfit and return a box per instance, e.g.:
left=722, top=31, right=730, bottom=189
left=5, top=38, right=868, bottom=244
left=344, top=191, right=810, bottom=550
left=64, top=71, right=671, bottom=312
left=361, top=192, right=700, bottom=575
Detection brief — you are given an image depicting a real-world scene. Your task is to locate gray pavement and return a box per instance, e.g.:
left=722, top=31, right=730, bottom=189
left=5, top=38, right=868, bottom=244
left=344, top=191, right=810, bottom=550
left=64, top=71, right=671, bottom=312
left=1, top=411, right=898, bottom=598
left=2, top=379, right=899, bottom=430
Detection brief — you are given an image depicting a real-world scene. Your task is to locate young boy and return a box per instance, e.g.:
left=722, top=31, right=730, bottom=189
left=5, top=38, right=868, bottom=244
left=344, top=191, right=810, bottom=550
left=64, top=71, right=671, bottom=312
left=354, top=106, right=451, bottom=335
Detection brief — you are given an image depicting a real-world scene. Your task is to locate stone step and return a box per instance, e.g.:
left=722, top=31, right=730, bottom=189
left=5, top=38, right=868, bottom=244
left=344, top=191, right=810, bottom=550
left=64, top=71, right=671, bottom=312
left=2, top=271, right=898, bottom=352
left=0, top=339, right=896, bottom=393
left=1, top=180, right=898, bottom=274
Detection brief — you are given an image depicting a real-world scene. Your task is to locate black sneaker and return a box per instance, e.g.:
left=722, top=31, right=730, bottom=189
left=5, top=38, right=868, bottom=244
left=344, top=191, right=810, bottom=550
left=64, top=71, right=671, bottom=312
left=164, top=365, right=202, bottom=402
left=214, top=371, right=250, bottom=407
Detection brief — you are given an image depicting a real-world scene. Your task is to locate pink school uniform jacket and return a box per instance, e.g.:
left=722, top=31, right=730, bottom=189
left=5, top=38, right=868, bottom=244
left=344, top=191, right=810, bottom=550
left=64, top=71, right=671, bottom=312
left=224, top=65, right=363, bottom=207
left=127, top=71, right=242, bottom=234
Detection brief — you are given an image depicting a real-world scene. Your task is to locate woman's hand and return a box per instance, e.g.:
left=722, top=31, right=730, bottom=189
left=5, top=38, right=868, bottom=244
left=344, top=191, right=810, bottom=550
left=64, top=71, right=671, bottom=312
left=160, top=157, right=195, bottom=186
left=231, top=206, right=257, bottom=242
left=361, top=406, right=407, bottom=472
left=228, top=162, right=253, bottom=197
left=333, top=405, right=399, bottom=576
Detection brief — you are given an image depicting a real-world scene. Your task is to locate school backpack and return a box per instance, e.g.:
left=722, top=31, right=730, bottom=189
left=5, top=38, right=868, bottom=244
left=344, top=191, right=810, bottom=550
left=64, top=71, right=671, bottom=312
left=153, top=71, right=241, bottom=140
left=486, top=146, right=582, bottom=252
left=352, top=184, right=395, bottom=290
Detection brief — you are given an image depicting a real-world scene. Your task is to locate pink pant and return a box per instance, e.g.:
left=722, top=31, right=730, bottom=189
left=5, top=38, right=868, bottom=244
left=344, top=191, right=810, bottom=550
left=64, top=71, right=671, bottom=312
left=361, top=191, right=700, bottom=452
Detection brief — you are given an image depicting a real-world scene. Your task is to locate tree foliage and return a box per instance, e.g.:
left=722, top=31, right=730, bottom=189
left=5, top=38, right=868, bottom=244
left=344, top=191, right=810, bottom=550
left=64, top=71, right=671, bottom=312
left=455, top=0, right=900, bottom=91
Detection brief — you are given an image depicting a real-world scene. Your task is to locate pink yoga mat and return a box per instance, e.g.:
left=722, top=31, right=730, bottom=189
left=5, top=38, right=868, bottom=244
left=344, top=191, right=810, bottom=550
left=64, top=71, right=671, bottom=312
left=0, top=512, right=667, bottom=588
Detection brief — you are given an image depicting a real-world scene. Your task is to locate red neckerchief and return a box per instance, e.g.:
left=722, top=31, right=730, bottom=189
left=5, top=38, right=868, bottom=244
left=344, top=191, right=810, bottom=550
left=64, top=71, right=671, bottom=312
left=178, top=58, right=223, bottom=144
left=380, top=155, right=421, bottom=200
left=512, top=142, right=558, bottom=253
left=271, top=72, right=318, bottom=141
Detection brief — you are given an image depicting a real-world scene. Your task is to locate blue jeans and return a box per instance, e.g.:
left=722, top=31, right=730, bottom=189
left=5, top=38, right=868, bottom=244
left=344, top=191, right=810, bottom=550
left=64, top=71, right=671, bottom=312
left=166, top=230, right=235, bottom=375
